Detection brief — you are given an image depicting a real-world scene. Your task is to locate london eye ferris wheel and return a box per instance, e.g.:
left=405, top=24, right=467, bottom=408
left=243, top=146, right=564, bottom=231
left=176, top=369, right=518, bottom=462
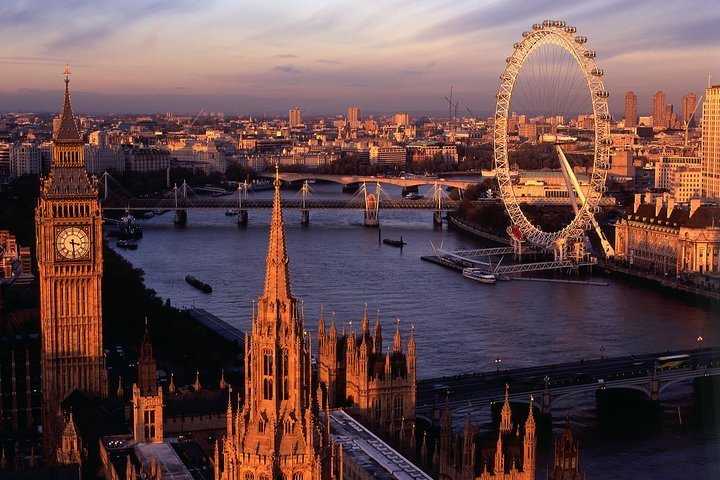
left=493, top=20, right=614, bottom=258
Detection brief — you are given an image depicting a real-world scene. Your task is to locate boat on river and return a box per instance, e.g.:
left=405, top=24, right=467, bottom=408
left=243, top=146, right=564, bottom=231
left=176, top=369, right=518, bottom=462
left=462, top=268, right=496, bottom=284
left=185, top=275, right=212, bottom=293
left=116, top=239, right=138, bottom=250
left=383, top=237, right=406, bottom=248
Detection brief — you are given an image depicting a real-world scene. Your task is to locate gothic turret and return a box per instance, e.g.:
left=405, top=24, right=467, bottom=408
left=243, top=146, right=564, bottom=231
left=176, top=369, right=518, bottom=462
left=551, top=415, right=581, bottom=480
left=393, top=319, right=402, bottom=353
left=220, top=165, right=327, bottom=480
left=500, top=384, right=512, bottom=433
left=523, top=398, right=536, bottom=479
left=132, top=327, right=163, bottom=444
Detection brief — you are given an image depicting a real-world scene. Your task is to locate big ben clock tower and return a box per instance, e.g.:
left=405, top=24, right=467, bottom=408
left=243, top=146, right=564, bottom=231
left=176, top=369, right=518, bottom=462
left=36, top=65, right=108, bottom=458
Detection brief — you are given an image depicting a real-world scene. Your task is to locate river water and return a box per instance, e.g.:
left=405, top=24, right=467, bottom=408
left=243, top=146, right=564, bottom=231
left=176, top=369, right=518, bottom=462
left=115, top=182, right=719, bottom=479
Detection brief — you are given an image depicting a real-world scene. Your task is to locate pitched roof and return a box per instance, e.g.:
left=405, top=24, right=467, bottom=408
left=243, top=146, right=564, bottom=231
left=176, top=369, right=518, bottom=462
left=55, top=69, right=82, bottom=143
left=686, top=205, right=720, bottom=229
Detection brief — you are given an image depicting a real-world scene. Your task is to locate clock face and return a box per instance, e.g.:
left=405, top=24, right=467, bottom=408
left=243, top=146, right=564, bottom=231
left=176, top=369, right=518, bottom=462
left=56, top=227, right=91, bottom=260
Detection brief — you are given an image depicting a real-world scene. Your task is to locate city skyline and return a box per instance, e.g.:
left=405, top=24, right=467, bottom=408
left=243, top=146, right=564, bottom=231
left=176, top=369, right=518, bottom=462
left=1, top=0, right=717, bottom=116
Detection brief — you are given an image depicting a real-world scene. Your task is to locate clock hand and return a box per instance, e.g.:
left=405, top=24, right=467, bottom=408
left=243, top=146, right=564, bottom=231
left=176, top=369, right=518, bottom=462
left=69, top=238, right=78, bottom=257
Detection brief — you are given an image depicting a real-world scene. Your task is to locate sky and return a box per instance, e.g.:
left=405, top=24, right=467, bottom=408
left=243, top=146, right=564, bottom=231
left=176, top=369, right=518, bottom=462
left=0, top=0, right=718, bottom=117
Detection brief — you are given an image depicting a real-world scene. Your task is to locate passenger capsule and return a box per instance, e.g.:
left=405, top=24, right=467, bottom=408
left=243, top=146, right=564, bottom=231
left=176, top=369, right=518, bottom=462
left=514, top=42, right=523, bottom=49
left=532, top=23, right=543, bottom=30
left=522, top=31, right=531, bottom=38
left=597, top=162, right=611, bottom=170
left=596, top=90, right=610, bottom=99
left=597, top=114, right=613, bottom=121
left=555, top=20, right=566, bottom=28
left=575, top=36, right=588, bottom=44
left=564, top=26, right=577, bottom=34
left=543, top=20, right=553, bottom=27
left=590, top=68, right=604, bottom=76
left=590, top=206, right=602, bottom=214
left=583, top=50, right=597, bottom=58
left=599, top=137, right=613, bottom=146
left=594, top=185, right=609, bottom=193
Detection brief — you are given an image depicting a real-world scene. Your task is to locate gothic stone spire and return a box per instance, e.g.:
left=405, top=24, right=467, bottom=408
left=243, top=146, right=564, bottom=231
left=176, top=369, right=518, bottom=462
left=262, top=165, right=292, bottom=301
left=55, top=63, right=82, bottom=144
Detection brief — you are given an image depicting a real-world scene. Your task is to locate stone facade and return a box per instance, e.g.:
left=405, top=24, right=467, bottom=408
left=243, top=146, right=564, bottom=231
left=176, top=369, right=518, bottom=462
left=219, top=171, right=334, bottom=480
left=317, top=309, right=416, bottom=440
left=132, top=325, right=164, bottom=444
left=36, top=69, right=108, bottom=459
left=436, top=389, right=536, bottom=480
left=615, top=194, right=720, bottom=280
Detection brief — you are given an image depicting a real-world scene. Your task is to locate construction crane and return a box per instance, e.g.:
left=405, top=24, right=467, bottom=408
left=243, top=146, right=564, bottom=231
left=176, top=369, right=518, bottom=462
left=444, top=86, right=459, bottom=133
left=683, top=95, right=702, bottom=146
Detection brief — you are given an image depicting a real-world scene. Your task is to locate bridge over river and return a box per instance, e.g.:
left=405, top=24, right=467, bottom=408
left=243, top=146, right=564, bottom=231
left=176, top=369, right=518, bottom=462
left=416, top=347, right=720, bottom=421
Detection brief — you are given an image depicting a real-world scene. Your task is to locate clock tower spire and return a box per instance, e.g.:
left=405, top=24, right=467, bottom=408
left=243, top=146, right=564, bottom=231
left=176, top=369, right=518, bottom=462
left=36, top=66, right=107, bottom=461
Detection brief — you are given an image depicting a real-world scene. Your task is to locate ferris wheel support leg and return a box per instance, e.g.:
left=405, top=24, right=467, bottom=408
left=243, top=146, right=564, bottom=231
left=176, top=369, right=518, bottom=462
left=513, top=237, right=523, bottom=260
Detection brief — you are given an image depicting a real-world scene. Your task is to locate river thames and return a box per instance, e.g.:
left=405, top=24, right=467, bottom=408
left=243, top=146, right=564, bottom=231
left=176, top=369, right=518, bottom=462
left=115, top=183, right=719, bottom=479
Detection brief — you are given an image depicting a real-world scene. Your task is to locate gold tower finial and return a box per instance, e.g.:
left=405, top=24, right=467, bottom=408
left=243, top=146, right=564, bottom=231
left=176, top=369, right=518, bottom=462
left=64, top=62, right=71, bottom=84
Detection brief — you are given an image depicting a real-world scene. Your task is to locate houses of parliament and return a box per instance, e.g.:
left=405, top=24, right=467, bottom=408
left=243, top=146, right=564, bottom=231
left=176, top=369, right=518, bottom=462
left=0, top=70, right=586, bottom=480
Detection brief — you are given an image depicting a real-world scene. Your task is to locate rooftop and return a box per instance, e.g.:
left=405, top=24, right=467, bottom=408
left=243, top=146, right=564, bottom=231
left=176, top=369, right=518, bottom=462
left=329, top=410, right=431, bottom=480
left=136, top=441, right=195, bottom=480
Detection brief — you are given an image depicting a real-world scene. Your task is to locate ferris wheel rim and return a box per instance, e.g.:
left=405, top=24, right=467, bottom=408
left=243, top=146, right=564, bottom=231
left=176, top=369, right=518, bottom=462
left=493, top=21, right=611, bottom=250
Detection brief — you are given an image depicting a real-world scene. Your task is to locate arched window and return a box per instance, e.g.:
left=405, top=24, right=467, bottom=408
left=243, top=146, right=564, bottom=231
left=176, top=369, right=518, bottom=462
left=394, top=396, right=404, bottom=422
left=244, top=473, right=254, bottom=480
left=259, top=475, right=270, bottom=480
left=280, top=349, right=289, bottom=400
left=372, top=398, right=381, bottom=421
left=258, top=420, right=265, bottom=433
left=293, top=473, right=304, bottom=480
left=263, top=351, right=274, bottom=400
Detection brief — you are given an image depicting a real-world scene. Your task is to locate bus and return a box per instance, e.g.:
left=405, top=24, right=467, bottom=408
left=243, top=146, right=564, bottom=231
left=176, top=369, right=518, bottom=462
left=655, top=354, right=690, bottom=370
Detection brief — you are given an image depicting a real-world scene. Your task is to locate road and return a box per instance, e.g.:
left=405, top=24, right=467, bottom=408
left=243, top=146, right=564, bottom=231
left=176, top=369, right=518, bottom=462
left=417, top=347, right=720, bottom=413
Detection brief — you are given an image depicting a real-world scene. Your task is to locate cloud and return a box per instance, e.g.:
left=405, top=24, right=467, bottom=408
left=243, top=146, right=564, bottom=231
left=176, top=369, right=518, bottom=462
left=273, top=64, right=303, bottom=74
left=317, top=59, right=342, bottom=65
left=275, top=54, right=297, bottom=59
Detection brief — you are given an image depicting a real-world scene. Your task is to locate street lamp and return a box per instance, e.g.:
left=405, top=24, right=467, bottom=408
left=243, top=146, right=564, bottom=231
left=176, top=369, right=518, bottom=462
left=697, top=336, right=704, bottom=351
left=495, top=357, right=502, bottom=372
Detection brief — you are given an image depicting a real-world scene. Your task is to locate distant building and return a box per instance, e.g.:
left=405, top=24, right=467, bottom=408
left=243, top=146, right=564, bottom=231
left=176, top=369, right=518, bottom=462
left=653, top=91, right=666, bottom=128
left=289, top=108, right=303, bottom=128
left=9, top=143, right=42, bottom=176
left=407, top=142, right=458, bottom=164
left=84, top=144, right=125, bottom=174
left=0, top=143, right=9, bottom=176
left=348, top=107, right=362, bottom=129
left=0, top=229, right=34, bottom=287
left=394, top=113, right=410, bottom=126
left=369, top=145, right=406, bottom=167
left=682, top=93, right=698, bottom=128
left=671, top=166, right=703, bottom=203
left=610, top=150, right=635, bottom=178
left=125, top=147, right=171, bottom=172
left=615, top=194, right=720, bottom=284
left=702, top=85, right=720, bottom=200
left=655, top=156, right=701, bottom=191
left=347, top=107, right=362, bottom=123
left=625, top=91, right=638, bottom=128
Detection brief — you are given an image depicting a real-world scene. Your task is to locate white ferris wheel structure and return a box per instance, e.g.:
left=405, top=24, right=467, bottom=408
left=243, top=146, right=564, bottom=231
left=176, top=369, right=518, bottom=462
left=493, top=20, right=614, bottom=260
